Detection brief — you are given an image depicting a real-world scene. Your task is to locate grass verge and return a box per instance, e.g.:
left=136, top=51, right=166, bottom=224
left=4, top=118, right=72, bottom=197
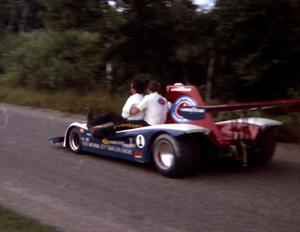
left=0, top=206, right=62, bottom=232
left=0, top=86, right=126, bottom=115
left=0, top=85, right=299, bottom=142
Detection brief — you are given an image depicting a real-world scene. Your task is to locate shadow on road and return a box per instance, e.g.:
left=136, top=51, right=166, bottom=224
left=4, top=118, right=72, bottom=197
left=55, top=144, right=300, bottom=181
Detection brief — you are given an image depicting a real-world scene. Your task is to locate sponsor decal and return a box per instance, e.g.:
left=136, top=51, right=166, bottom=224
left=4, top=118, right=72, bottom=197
left=136, top=134, right=145, bottom=148
left=134, top=151, right=143, bottom=159
left=84, top=138, right=135, bottom=155
left=102, top=139, right=109, bottom=145
left=114, top=123, right=142, bottom=129
left=102, top=139, right=125, bottom=146
left=180, top=107, right=205, bottom=113
left=171, top=96, right=197, bottom=123
left=129, top=137, right=134, bottom=144
left=179, top=107, right=206, bottom=120
left=158, top=98, right=166, bottom=105
left=100, top=144, right=132, bottom=155
left=82, top=142, right=100, bottom=148
left=122, top=143, right=136, bottom=149
left=122, top=137, right=136, bottom=148
left=170, top=86, right=192, bottom=92
left=109, top=140, right=125, bottom=145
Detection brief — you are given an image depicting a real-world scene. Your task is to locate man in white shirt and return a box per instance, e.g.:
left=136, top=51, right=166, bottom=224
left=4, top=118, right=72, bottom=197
left=87, top=79, right=145, bottom=134
left=130, top=80, right=168, bottom=126
left=121, top=87, right=144, bottom=120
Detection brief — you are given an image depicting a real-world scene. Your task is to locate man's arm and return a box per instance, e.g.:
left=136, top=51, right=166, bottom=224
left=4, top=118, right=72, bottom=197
left=121, top=95, right=133, bottom=118
left=130, top=94, right=148, bottom=115
left=130, top=106, right=141, bottom=115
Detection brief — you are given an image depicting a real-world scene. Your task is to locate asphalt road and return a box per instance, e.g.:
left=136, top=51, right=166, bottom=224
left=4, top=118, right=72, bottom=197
left=0, top=104, right=300, bottom=232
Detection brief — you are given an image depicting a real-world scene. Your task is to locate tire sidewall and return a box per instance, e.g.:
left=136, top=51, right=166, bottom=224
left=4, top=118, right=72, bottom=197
left=248, top=129, right=275, bottom=166
left=68, top=127, right=82, bottom=154
left=153, top=134, right=180, bottom=176
left=153, top=134, right=198, bottom=177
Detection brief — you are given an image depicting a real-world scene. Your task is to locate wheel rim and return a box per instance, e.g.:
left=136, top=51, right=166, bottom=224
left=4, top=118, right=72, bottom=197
left=154, top=141, right=175, bottom=170
left=69, top=130, right=80, bottom=151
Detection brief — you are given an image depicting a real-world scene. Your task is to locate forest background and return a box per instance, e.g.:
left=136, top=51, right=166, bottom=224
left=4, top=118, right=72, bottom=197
left=0, top=0, right=299, bottom=139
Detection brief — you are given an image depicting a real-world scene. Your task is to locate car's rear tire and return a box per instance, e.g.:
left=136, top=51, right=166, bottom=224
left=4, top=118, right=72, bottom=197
left=68, top=127, right=82, bottom=154
left=247, top=129, right=275, bottom=166
left=153, top=134, right=199, bottom=177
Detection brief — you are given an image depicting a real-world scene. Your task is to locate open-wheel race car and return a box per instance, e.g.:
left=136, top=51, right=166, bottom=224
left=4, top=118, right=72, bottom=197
left=49, top=84, right=300, bottom=177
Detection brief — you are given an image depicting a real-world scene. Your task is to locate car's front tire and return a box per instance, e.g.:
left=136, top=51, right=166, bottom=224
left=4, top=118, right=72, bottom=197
left=153, top=134, right=199, bottom=177
left=68, top=127, right=82, bottom=154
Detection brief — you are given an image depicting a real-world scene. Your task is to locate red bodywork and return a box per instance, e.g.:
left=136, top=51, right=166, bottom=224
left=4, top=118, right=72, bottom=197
left=165, top=84, right=300, bottom=147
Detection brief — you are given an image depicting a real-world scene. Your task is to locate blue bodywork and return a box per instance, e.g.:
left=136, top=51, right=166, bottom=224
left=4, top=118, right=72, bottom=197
left=50, top=122, right=211, bottom=164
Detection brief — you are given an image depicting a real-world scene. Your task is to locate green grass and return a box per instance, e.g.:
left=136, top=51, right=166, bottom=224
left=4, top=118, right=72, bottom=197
left=0, top=206, right=62, bottom=232
left=1, top=86, right=299, bottom=142
left=0, top=86, right=126, bottom=115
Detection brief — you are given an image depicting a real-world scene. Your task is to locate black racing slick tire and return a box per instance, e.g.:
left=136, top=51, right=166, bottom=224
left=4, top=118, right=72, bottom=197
left=68, top=127, right=83, bottom=154
left=247, top=129, right=275, bottom=166
left=153, top=134, right=199, bottom=178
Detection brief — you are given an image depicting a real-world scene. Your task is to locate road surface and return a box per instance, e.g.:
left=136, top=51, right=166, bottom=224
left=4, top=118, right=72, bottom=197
left=0, top=104, right=300, bottom=232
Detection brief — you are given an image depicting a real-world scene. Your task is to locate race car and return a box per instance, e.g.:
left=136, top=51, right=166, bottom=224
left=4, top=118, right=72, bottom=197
left=49, top=84, right=300, bottom=177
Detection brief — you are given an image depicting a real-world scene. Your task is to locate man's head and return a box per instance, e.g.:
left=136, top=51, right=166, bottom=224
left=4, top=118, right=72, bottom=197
left=146, top=80, right=161, bottom=94
left=130, top=79, right=145, bottom=94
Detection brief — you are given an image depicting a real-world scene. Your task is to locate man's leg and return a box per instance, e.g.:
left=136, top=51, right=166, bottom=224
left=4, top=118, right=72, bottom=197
left=90, top=112, right=123, bottom=126
left=87, top=112, right=124, bottom=137
left=91, top=120, right=148, bottom=139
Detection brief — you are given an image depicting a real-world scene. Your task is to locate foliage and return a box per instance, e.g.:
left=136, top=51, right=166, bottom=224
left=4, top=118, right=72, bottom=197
left=38, top=0, right=110, bottom=32
left=0, top=30, right=104, bottom=91
left=212, top=0, right=300, bottom=100
left=0, top=0, right=43, bottom=33
left=105, top=0, right=217, bottom=87
left=0, top=0, right=299, bottom=99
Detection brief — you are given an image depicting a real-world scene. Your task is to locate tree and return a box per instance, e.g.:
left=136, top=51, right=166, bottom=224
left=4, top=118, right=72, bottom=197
left=105, top=0, right=217, bottom=90
left=1, top=0, right=299, bottom=99
left=212, top=0, right=300, bottom=100
left=0, top=0, right=43, bottom=33
left=38, top=0, right=109, bottom=31
left=1, top=31, right=104, bottom=91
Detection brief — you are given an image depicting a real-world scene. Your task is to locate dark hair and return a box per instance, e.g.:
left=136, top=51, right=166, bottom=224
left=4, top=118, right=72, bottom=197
left=131, top=79, right=145, bottom=94
left=147, top=80, right=161, bottom=93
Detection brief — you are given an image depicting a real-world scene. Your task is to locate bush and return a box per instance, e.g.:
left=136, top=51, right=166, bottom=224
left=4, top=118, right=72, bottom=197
left=0, top=30, right=105, bottom=91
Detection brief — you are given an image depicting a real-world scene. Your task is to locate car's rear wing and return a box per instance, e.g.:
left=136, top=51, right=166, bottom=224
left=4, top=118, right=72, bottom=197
left=180, top=99, right=300, bottom=120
